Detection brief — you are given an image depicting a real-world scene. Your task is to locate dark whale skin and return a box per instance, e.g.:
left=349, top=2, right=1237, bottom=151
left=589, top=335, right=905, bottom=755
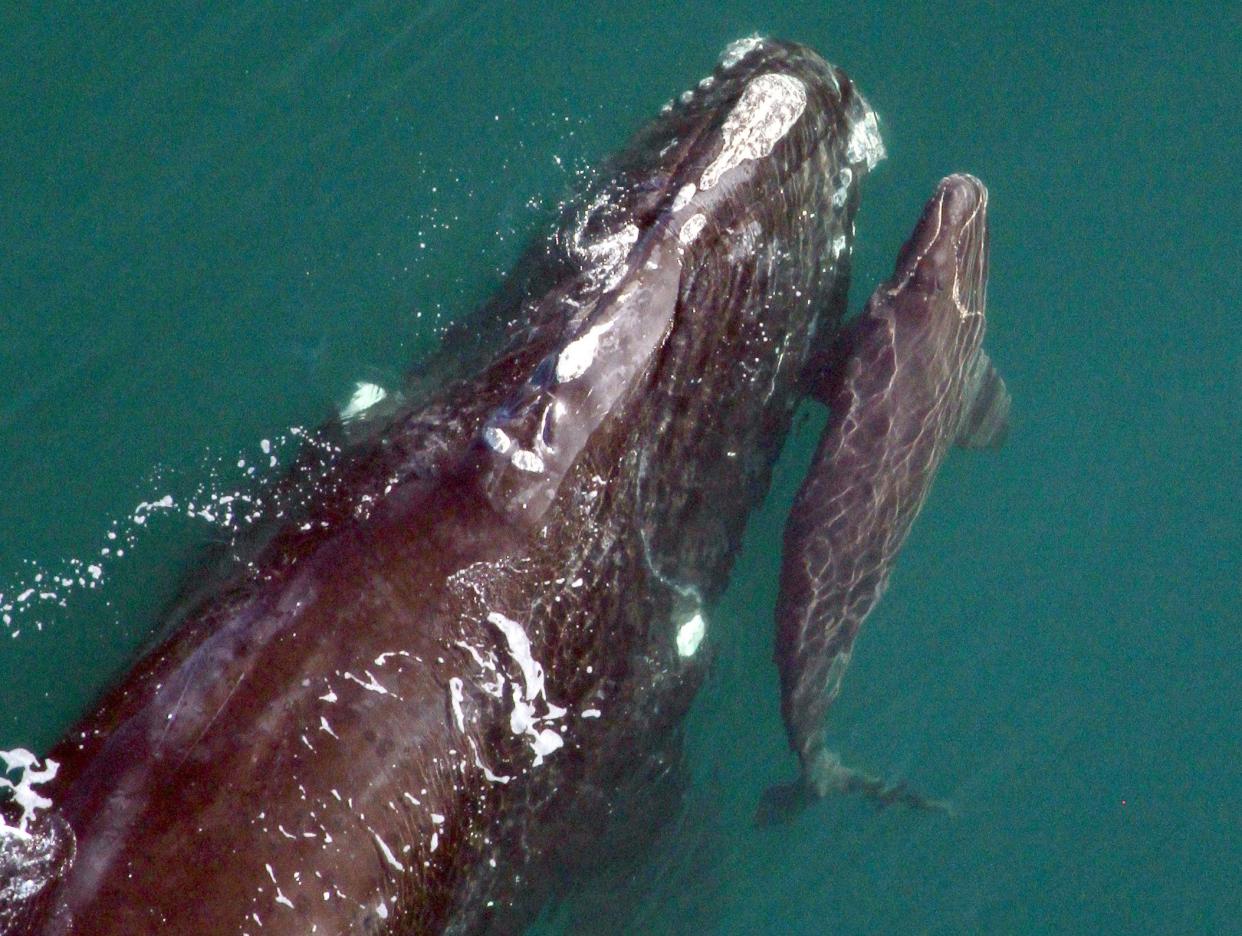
left=0, top=39, right=884, bottom=934
left=773, top=174, right=1010, bottom=800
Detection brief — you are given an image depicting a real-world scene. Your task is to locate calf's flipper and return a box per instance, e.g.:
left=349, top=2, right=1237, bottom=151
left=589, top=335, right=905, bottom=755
left=956, top=348, right=1011, bottom=449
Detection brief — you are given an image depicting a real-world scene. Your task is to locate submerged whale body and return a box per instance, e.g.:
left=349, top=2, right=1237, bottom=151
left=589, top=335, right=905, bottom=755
left=0, top=36, right=1007, bottom=935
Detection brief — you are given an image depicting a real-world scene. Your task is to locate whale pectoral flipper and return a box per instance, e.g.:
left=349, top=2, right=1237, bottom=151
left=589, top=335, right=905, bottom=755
left=765, top=174, right=1000, bottom=821
left=955, top=348, right=1011, bottom=449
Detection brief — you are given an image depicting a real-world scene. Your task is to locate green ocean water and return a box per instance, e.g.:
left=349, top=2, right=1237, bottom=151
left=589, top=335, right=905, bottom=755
left=0, top=2, right=1236, bottom=933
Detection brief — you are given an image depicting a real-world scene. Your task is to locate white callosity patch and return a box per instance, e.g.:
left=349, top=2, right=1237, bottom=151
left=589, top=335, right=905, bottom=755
left=845, top=104, right=885, bottom=170
left=678, top=213, right=708, bottom=247
left=483, top=419, right=545, bottom=475
left=671, top=182, right=697, bottom=212
left=482, top=426, right=513, bottom=454
left=555, top=319, right=616, bottom=383
left=675, top=611, right=707, bottom=658
left=510, top=449, right=545, bottom=474
left=486, top=611, right=567, bottom=767
left=700, top=73, right=806, bottom=191
left=0, top=749, right=58, bottom=838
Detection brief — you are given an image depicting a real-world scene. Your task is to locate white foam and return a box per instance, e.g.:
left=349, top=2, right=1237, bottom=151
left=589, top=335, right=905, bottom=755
left=530, top=728, right=564, bottom=767
left=469, top=738, right=511, bottom=784
left=343, top=671, right=391, bottom=696
left=448, top=677, right=467, bottom=732
left=2, top=427, right=322, bottom=639
left=507, top=683, right=540, bottom=737
left=0, top=749, right=58, bottom=838
left=845, top=105, right=886, bottom=169
left=719, top=35, right=765, bottom=70
left=572, top=195, right=640, bottom=292
left=486, top=612, right=544, bottom=702
left=339, top=382, right=387, bottom=421
left=832, top=167, right=853, bottom=209
left=485, top=611, right=567, bottom=767
left=676, top=611, right=706, bottom=658
left=371, top=830, right=404, bottom=871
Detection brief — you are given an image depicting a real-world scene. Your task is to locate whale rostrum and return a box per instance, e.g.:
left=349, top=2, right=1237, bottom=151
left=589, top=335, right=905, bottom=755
left=0, top=37, right=1006, bottom=934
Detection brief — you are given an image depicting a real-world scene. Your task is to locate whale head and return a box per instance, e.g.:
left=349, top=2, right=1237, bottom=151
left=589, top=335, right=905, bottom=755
left=479, top=40, right=886, bottom=592
left=890, top=172, right=990, bottom=323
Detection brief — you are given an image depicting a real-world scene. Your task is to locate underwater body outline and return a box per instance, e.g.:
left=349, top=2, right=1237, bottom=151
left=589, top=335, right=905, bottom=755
left=0, top=36, right=1008, bottom=934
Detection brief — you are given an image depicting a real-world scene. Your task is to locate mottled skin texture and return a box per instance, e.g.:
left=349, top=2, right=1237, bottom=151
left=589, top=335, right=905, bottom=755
left=767, top=174, right=1009, bottom=816
left=0, top=40, right=883, bottom=934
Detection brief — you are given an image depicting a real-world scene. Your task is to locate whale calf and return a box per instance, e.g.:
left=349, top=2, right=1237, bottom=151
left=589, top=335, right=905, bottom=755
left=0, top=37, right=1007, bottom=934
left=761, top=172, right=1009, bottom=822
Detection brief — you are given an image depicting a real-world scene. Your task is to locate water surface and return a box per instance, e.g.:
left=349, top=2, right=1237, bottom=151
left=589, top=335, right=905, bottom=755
left=1, top=3, right=1237, bottom=932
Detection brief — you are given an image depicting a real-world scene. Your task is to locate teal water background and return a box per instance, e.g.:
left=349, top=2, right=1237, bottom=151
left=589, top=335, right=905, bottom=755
left=1, top=2, right=1237, bottom=932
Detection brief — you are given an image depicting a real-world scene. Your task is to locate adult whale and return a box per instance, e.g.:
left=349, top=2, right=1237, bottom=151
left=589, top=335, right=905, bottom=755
left=1, top=36, right=882, bottom=934
left=0, top=37, right=1006, bottom=935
